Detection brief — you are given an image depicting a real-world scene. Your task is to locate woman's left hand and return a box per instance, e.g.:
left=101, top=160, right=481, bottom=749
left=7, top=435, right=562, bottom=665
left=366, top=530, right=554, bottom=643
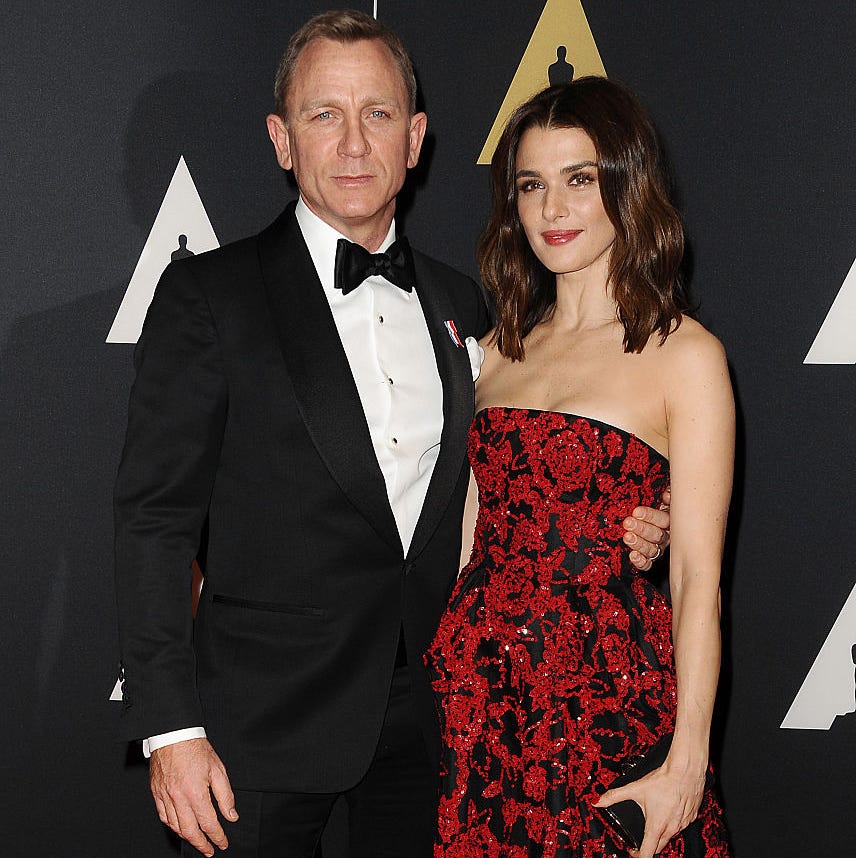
left=593, top=759, right=706, bottom=858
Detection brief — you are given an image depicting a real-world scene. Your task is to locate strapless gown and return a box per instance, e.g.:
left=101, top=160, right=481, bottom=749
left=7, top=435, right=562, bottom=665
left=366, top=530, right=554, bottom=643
left=427, top=407, right=730, bottom=857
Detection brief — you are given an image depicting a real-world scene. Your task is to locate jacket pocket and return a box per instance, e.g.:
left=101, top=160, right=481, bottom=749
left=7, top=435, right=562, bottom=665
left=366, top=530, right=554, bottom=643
left=212, top=593, right=325, bottom=617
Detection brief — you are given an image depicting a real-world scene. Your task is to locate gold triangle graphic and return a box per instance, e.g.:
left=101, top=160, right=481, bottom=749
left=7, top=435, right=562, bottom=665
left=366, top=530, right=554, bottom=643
left=477, top=0, right=607, bottom=165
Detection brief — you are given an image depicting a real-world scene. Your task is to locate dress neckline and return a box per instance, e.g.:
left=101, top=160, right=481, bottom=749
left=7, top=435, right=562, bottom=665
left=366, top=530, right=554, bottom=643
left=474, top=405, right=669, bottom=464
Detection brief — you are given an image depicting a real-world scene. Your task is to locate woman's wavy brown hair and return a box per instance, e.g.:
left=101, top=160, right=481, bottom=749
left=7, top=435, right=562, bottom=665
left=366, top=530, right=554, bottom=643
left=479, top=76, right=688, bottom=360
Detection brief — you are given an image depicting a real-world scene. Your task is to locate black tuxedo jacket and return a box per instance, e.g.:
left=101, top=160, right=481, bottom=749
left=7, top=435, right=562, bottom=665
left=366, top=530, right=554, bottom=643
left=114, top=202, right=489, bottom=792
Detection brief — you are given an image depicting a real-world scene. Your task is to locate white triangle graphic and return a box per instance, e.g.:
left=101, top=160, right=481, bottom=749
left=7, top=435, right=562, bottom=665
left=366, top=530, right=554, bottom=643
left=109, top=676, right=123, bottom=702
left=107, top=156, right=219, bottom=343
left=781, top=580, right=856, bottom=729
left=804, top=256, right=856, bottom=364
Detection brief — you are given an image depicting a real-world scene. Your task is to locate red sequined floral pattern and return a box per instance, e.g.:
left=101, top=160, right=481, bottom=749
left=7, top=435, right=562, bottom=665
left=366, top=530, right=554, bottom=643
left=426, top=407, right=730, bottom=857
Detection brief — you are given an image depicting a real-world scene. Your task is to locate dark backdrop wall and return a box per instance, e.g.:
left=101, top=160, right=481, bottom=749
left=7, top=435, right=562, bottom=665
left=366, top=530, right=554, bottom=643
left=2, top=1, right=854, bottom=855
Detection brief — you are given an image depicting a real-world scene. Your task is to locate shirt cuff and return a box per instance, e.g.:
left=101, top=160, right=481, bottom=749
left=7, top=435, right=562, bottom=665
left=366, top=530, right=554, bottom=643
left=143, top=727, right=207, bottom=758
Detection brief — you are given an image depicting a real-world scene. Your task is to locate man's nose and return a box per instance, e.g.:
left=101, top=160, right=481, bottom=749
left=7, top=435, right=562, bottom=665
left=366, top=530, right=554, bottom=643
left=338, top=116, right=371, bottom=158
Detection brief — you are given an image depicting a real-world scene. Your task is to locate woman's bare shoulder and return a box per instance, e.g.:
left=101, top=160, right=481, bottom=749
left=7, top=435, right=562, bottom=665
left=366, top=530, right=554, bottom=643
left=657, top=316, right=727, bottom=367
left=651, top=317, right=732, bottom=414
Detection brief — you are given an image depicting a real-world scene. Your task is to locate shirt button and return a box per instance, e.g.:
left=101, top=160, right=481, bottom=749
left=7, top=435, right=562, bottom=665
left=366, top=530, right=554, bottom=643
left=388, top=377, right=394, bottom=385
left=391, top=437, right=398, bottom=445
left=378, top=315, right=384, bottom=324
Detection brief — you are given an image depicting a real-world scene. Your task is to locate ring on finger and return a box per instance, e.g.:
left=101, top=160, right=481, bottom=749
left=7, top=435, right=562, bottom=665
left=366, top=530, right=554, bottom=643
left=652, top=545, right=662, bottom=561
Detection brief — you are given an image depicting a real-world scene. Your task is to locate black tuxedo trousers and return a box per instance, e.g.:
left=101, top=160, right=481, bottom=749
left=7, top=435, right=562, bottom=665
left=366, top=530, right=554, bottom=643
left=114, top=203, right=490, bottom=793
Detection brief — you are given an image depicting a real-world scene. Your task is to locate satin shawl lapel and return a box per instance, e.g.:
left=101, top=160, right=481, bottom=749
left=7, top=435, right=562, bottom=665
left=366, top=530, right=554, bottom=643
left=407, top=255, right=475, bottom=560
left=258, top=205, right=401, bottom=553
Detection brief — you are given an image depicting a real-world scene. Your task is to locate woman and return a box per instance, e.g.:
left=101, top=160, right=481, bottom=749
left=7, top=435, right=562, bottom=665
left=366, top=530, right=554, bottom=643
left=427, top=78, right=733, bottom=858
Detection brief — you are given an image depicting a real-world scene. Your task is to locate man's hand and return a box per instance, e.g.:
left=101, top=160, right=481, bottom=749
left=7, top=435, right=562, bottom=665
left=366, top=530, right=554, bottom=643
left=623, top=489, right=671, bottom=571
left=150, top=738, right=238, bottom=857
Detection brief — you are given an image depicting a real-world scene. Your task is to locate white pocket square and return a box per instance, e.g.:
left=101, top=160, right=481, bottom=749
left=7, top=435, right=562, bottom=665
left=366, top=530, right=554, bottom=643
left=464, top=336, right=484, bottom=382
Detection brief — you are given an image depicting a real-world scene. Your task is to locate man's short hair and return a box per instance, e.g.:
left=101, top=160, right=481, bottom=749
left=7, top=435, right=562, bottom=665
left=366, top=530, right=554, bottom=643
left=274, top=9, right=418, bottom=120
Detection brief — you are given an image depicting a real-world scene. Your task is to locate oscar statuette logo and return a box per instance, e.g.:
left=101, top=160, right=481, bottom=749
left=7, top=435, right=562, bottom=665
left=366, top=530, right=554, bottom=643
left=781, top=582, right=856, bottom=729
left=478, top=0, right=606, bottom=165
left=804, top=255, right=856, bottom=364
left=106, top=156, right=219, bottom=344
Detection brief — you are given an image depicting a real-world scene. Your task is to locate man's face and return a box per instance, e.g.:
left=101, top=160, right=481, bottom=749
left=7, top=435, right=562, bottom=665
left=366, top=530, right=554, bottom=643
left=267, top=37, right=426, bottom=249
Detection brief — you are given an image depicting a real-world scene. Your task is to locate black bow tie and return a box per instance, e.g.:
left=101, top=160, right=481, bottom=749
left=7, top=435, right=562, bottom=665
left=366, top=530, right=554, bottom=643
left=334, top=237, right=416, bottom=295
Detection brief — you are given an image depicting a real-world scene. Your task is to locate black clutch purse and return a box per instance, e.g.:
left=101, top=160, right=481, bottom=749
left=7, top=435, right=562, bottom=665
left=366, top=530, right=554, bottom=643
left=600, top=734, right=712, bottom=851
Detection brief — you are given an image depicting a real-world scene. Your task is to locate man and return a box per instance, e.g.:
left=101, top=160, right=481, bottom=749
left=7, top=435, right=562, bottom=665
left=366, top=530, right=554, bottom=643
left=114, top=10, right=668, bottom=857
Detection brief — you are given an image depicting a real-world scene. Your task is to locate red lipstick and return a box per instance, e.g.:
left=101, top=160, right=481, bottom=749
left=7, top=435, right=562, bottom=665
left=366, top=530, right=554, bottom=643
left=541, top=230, right=581, bottom=246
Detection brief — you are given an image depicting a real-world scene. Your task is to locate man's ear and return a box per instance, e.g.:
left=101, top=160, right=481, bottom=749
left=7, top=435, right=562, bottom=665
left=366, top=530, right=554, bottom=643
left=266, top=114, right=292, bottom=170
left=407, top=112, right=428, bottom=169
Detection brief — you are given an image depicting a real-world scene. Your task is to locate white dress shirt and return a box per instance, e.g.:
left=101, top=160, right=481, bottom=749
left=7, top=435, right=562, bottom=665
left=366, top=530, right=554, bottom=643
left=143, top=198, right=444, bottom=756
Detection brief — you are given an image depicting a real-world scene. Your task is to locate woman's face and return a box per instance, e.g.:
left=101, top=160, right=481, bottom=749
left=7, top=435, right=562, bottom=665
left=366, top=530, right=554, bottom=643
left=515, top=125, right=616, bottom=281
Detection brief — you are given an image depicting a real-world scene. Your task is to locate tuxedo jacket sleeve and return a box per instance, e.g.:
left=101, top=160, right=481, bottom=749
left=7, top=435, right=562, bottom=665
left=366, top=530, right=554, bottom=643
left=114, top=255, right=227, bottom=735
left=113, top=203, right=489, bottom=791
